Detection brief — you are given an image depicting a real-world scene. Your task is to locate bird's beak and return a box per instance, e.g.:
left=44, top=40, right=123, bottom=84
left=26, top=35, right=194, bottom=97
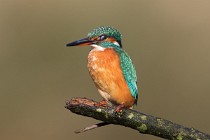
left=66, top=37, right=94, bottom=47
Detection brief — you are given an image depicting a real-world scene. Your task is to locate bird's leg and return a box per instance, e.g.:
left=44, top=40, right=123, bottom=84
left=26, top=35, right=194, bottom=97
left=94, top=99, right=107, bottom=107
left=115, top=104, right=125, bottom=112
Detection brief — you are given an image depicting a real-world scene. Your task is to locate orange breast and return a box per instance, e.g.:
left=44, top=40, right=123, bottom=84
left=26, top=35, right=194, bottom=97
left=87, top=48, right=135, bottom=108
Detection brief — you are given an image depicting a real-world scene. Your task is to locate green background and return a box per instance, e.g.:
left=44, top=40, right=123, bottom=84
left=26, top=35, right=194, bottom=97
left=1, top=0, right=210, bottom=140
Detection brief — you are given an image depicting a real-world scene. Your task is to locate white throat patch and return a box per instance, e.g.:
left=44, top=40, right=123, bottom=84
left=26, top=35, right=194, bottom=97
left=90, top=44, right=105, bottom=51
left=113, top=41, right=120, bottom=46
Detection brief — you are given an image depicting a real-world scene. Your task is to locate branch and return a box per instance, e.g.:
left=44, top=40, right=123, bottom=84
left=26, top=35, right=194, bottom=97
left=65, top=97, right=210, bottom=140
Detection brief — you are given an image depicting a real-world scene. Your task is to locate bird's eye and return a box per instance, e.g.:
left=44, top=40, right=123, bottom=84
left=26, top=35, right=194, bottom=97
left=99, top=35, right=107, bottom=40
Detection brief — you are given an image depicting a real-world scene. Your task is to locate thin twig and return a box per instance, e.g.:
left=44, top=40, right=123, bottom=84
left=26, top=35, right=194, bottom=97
left=75, top=122, right=110, bottom=133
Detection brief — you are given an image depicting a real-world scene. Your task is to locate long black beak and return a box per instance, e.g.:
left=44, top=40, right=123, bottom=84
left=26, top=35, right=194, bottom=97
left=66, top=37, right=94, bottom=47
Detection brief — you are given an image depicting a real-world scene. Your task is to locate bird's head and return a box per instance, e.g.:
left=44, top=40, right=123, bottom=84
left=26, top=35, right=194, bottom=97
left=66, top=26, right=122, bottom=49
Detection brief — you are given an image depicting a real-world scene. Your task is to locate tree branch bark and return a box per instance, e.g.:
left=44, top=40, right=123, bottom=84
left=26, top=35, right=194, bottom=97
left=65, top=97, right=210, bottom=140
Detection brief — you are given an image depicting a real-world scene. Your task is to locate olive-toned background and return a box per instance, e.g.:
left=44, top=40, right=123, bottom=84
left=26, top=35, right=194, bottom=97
left=1, top=0, right=210, bottom=140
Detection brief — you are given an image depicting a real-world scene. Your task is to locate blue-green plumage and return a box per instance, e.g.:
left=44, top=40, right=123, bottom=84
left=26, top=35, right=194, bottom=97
left=88, top=26, right=122, bottom=42
left=118, top=50, right=138, bottom=104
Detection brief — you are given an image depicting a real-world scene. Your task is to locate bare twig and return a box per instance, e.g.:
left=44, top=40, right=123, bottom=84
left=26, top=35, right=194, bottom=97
left=65, top=97, right=210, bottom=140
left=74, top=122, right=109, bottom=133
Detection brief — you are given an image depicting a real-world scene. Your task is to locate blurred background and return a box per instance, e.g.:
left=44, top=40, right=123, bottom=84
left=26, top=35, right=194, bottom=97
left=1, top=0, right=210, bottom=140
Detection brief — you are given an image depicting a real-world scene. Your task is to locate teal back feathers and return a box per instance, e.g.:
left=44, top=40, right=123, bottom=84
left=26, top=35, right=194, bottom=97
left=119, top=49, right=138, bottom=104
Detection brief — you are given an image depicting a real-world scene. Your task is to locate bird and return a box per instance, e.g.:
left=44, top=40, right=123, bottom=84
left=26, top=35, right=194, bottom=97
left=66, top=26, right=138, bottom=111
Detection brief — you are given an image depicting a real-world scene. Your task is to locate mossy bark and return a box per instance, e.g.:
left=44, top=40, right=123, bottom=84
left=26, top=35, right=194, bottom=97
left=65, top=97, right=210, bottom=140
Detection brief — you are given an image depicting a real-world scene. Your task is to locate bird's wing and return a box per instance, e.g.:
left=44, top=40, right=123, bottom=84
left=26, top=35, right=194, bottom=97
left=119, top=50, right=138, bottom=104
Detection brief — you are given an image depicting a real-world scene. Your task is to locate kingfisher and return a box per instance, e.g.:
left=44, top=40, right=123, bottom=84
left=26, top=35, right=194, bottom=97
left=66, top=26, right=138, bottom=111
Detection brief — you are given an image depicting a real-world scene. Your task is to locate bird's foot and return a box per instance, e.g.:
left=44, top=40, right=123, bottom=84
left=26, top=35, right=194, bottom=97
left=94, top=100, right=107, bottom=107
left=115, top=104, right=125, bottom=112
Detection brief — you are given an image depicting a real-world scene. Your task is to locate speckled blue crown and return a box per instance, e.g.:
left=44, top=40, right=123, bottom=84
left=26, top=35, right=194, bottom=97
left=87, top=26, right=122, bottom=41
